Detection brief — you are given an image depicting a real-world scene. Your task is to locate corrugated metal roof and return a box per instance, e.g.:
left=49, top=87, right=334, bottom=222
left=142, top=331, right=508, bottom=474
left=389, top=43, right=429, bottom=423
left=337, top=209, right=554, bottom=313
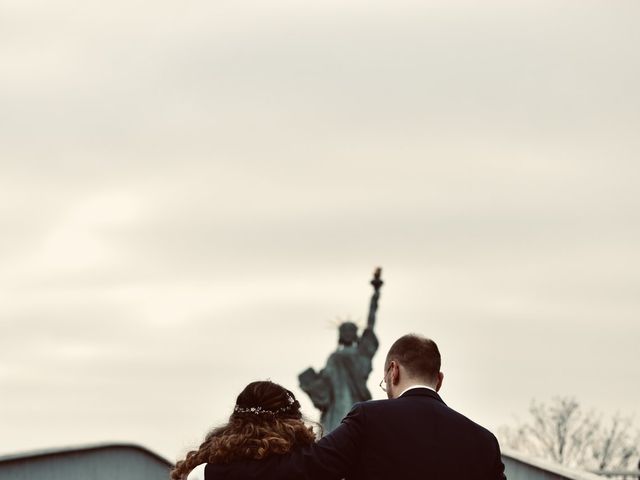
left=0, top=442, right=172, bottom=467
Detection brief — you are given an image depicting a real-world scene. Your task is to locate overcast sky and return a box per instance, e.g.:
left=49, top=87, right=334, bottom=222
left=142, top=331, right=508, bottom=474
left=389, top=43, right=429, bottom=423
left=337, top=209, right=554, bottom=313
left=1, top=0, right=639, bottom=463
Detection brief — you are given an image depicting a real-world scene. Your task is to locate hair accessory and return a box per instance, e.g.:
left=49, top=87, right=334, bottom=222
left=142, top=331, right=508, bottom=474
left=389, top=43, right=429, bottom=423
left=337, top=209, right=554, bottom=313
left=233, top=393, right=298, bottom=416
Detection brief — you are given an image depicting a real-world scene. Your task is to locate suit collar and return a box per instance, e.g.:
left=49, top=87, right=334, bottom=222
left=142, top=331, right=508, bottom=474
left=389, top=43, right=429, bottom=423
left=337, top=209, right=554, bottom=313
left=398, top=386, right=445, bottom=404
left=398, top=384, right=436, bottom=397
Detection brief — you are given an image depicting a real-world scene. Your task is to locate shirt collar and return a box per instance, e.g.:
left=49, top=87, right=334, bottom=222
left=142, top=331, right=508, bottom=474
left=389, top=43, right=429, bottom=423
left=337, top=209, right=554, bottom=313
left=398, top=384, right=436, bottom=397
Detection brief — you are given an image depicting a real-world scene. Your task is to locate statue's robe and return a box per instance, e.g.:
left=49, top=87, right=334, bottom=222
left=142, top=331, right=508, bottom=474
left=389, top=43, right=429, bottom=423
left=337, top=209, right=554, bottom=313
left=299, top=327, right=379, bottom=433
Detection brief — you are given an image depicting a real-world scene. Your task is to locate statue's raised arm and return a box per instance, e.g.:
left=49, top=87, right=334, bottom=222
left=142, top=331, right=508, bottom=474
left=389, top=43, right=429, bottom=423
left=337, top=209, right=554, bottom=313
left=367, top=267, right=383, bottom=329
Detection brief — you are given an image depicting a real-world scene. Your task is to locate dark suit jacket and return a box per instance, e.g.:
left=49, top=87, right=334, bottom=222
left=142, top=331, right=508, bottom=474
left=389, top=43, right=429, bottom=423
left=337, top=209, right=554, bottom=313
left=203, top=388, right=506, bottom=480
left=300, top=387, right=506, bottom=480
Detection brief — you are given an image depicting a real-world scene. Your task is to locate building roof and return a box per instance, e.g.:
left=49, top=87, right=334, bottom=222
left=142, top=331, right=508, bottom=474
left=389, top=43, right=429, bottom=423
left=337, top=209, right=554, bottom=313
left=502, top=448, right=606, bottom=480
left=0, top=442, right=172, bottom=467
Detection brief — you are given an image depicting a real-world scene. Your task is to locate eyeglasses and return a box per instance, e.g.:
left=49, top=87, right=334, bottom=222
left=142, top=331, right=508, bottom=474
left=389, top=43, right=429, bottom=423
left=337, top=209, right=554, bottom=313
left=379, top=364, right=393, bottom=392
left=379, top=377, right=387, bottom=392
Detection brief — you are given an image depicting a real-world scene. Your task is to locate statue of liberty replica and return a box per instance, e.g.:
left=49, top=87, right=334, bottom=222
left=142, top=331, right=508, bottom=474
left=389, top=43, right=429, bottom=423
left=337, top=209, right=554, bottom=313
left=298, top=267, right=383, bottom=433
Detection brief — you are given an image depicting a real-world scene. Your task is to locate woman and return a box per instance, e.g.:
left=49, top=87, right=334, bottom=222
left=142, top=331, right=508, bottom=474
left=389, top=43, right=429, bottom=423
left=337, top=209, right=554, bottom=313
left=171, top=380, right=318, bottom=480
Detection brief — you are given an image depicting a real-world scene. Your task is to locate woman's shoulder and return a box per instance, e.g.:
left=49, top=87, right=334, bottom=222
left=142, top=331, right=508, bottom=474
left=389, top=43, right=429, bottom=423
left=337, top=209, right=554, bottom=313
left=186, top=461, right=259, bottom=480
left=186, top=463, right=206, bottom=480
left=187, top=454, right=307, bottom=480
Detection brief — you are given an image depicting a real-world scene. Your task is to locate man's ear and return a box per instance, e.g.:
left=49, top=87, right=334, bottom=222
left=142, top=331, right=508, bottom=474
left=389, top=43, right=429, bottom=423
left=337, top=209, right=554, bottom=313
left=391, top=361, right=401, bottom=386
left=435, top=372, right=444, bottom=392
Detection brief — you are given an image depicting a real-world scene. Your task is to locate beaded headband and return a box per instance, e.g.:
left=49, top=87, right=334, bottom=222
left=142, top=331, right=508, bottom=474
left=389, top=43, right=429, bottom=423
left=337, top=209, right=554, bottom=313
left=233, top=392, right=298, bottom=416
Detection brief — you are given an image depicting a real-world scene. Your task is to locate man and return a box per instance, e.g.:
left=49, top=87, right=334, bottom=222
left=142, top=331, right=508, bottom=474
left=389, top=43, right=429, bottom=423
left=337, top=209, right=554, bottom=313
left=298, top=334, right=506, bottom=479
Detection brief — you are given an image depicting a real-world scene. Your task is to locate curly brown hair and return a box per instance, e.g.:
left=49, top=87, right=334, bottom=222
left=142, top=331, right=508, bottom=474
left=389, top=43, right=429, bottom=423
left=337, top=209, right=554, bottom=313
left=170, top=381, right=317, bottom=480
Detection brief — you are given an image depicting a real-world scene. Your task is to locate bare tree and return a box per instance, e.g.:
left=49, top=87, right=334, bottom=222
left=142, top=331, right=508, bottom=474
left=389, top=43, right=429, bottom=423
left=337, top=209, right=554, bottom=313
left=591, top=414, right=638, bottom=471
left=499, top=396, right=639, bottom=472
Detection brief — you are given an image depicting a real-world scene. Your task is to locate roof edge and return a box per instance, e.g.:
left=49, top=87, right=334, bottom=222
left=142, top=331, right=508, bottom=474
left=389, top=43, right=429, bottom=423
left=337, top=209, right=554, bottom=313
left=0, top=442, right=173, bottom=467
